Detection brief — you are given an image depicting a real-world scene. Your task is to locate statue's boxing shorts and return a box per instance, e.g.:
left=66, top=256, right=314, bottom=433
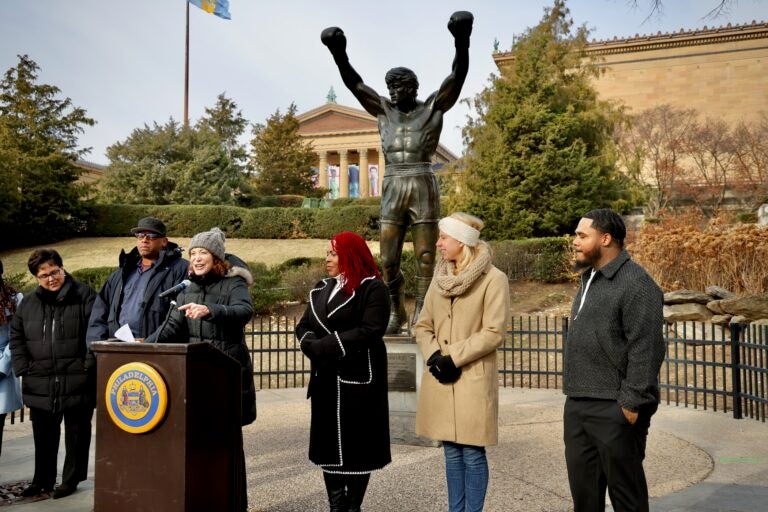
left=380, top=163, right=440, bottom=226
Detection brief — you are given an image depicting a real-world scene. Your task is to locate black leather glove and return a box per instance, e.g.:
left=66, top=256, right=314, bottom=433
left=300, top=335, right=319, bottom=360
left=301, top=334, right=338, bottom=361
left=429, top=355, right=461, bottom=384
left=426, top=350, right=441, bottom=367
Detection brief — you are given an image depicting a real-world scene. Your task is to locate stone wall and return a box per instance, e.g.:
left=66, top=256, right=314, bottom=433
left=664, top=287, right=768, bottom=326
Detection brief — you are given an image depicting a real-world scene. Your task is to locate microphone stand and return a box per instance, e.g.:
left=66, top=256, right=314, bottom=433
left=150, top=300, right=178, bottom=344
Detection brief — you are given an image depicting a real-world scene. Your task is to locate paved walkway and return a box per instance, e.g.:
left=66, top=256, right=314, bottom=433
left=1, top=387, right=766, bottom=511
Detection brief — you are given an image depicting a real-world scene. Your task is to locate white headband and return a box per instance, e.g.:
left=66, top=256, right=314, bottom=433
left=438, top=217, right=480, bottom=247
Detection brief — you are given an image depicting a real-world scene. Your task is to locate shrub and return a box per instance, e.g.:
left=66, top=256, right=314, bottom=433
left=490, top=238, right=572, bottom=283
left=629, top=216, right=768, bottom=294
left=88, top=204, right=382, bottom=240
left=281, top=260, right=327, bottom=303
left=3, top=272, right=33, bottom=294
left=313, top=206, right=380, bottom=239
left=72, top=267, right=116, bottom=292
left=331, top=197, right=382, bottom=208
left=247, top=262, right=288, bottom=314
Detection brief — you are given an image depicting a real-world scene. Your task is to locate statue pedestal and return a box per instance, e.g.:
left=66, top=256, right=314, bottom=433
left=385, top=335, right=440, bottom=447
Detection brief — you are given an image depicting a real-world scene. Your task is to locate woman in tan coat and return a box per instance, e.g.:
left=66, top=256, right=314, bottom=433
left=414, top=212, right=510, bottom=512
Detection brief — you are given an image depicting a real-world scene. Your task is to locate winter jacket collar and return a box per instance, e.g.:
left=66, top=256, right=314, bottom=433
left=34, top=273, right=75, bottom=305
left=309, top=276, right=376, bottom=328
left=585, top=250, right=631, bottom=281
left=118, top=241, right=184, bottom=273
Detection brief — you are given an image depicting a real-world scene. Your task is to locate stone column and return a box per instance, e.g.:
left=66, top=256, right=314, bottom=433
left=339, top=149, right=349, bottom=198
left=318, top=151, right=328, bottom=190
left=358, top=148, right=369, bottom=198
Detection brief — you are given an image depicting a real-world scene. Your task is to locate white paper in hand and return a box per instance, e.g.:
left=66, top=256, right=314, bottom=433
left=114, top=324, right=136, bottom=343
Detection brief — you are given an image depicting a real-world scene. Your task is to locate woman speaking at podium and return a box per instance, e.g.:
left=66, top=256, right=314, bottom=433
left=296, top=231, right=391, bottom=512
left=146, top=227, right=256, bottom=511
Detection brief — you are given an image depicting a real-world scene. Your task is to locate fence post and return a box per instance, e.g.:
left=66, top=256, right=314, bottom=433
left=729, top=322, right=742, bottom=420
left=562, top=316, right=569, bottom=344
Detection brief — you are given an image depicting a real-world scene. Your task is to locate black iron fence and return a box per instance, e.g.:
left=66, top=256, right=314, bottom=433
left=246, top=315, right=768, bottom=423
left=12, top=315, right=763, bottom=425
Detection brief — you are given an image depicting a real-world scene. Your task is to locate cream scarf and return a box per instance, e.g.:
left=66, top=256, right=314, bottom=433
left=434, top=242, right=492, bottom=298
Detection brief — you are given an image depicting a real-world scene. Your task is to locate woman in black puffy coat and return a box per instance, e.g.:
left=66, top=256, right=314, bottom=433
left=146, top=227, right=256, bottom=511
left=10, top=249, right=96, bottom=500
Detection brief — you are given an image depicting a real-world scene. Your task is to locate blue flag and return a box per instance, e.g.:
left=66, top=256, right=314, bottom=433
left=189, top=0, right=231, bottom=20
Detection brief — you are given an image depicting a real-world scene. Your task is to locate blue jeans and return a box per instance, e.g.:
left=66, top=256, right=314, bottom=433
left=443, top=441, right=489, bottom=512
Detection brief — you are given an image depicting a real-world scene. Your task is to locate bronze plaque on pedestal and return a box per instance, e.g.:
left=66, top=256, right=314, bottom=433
left=387, top=353, right=416, bottom=391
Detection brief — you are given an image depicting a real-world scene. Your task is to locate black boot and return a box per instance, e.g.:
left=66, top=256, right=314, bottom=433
left=410, top=275, right=432, bottom=327
left=346, top=473, right=370, bottom=512
left=385, top=272, right=407, bottom=335
left=323, top=472, right=348, bottom=512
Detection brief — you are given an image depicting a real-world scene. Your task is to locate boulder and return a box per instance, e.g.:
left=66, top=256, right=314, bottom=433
left=668, top=320, right=725, bottom=343
left=664, top=290, right=713, bottom=305
left=719, top=293, right=768, bottom=321
left=752, top=319, right=768, bottom=326
left=664, top=304, right=713, bottom=322
left=705, top=285, right=736, bottom=300
left=706, top=300, right=725, bottom=314
left=730, top=315, right=750, bottom=324
left=710, top=314, right=732, bottom=325
left=758, top=203, right=768, bottom=226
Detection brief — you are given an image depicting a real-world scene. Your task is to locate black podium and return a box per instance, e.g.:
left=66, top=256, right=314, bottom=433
left=91, top=342, right=243, bottom=512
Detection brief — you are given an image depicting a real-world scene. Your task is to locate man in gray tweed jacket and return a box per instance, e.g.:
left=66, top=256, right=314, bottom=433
left=563, top=208, right=665, bottom=512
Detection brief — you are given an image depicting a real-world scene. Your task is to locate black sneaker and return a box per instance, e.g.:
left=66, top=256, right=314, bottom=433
left=20, top=483, right=51, bottom=497
left=53, top=483, right=77, bottom=499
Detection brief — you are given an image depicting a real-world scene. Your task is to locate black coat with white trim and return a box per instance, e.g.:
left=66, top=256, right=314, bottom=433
left=296, top=277, right=391, bottom=473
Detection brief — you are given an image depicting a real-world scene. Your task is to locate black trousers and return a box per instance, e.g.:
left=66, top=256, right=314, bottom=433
left=29, top=404, right=94, bottom=489
left=323, top=472, right=371, bottom=511
left=563, top=397, right=657, bottom=512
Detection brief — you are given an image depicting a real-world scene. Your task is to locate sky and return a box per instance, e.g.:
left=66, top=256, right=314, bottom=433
left=1, top=0, right=765, bottom=165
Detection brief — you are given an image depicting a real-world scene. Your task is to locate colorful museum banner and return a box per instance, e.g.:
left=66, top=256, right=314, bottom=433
left=348, top=164, right=360, bottom=198
left=368, top=165, right=380, bottom=197
left=327, top=165, right=340, bottom=199
left=188, top=0, right=231, bottom=20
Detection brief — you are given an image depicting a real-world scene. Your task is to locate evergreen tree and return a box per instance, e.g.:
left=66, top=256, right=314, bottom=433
left=449, top=1, right=630, bottom=239
left=197, top=93, right=248, bottom=165
left=100, top=93, right=250, bottom=205
left=249, top=104, right=318, bottom=196
left=0, top=55, right=94, bottom=247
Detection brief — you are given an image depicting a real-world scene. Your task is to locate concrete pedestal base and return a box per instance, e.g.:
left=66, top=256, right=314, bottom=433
left=385, top=335, right=440, bottom=447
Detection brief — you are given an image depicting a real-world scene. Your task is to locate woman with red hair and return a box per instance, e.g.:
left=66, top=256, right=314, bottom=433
left=297, top=232, right=391, bottom=512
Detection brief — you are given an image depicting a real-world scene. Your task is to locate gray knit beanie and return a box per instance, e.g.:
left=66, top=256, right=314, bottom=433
left=189, top=227, right=226, bottom=261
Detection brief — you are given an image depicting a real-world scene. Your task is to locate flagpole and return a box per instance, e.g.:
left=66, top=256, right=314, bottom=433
left=184, top=0, right=190, bottom=128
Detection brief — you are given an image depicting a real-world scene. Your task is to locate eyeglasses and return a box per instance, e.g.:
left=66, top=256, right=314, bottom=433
left=134, top=233, right=163, bottom=240
left=36, top=268, right=62, bottom=281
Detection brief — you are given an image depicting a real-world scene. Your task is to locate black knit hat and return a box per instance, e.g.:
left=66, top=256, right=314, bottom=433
left=130, top=217, right=167, bottom=236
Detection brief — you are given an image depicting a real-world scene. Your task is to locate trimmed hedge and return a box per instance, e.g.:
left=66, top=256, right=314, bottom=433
left=72, top=266, right=116, bottom=292
left=88, top=204, right=381, bottom=240
left=331, top=197, right=382, bottom=208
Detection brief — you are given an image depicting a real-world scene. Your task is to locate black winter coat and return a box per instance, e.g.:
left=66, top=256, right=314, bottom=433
left=87, top=242, right=188, bottom=342
left=10, top=275, right=96, bottom=412
left=296, top=277, right=391, bottom=474
left=564, top=251, right=665, bottom=411
left=145, top=266, right=257, bottom=426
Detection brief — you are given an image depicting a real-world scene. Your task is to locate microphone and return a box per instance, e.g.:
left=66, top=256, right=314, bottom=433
left=158, top=279, right=191, bottom=299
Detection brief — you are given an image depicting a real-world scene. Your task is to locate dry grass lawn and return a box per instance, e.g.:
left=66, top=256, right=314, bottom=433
left=0, top=238, right=402, bottom=276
